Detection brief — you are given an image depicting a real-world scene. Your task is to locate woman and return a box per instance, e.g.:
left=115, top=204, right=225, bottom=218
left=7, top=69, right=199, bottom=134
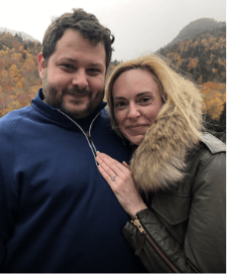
left=95, top=54, right=226, bottom=273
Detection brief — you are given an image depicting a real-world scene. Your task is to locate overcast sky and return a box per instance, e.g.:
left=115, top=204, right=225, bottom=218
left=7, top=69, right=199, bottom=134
left=1, top=0, right=226, bottom=61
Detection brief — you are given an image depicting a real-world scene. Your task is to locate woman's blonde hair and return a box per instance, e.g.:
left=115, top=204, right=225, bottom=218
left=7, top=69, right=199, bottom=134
left=106, top=54, right=203, bottom=140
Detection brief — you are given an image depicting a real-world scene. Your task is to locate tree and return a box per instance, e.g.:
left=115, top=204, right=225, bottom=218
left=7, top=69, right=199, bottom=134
left=22, top=51, right=27, bottom=60
left=219, top=102, right=226, bottom=142
left=219, top=102, right=226, bottom=126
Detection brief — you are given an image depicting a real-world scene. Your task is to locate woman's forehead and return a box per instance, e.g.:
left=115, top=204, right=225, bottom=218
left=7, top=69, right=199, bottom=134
left=112, top=69, right=159, bottom=97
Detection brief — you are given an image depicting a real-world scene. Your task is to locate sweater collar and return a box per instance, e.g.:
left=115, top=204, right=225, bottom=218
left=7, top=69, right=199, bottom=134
left=31, top=88, right=107, bottom=130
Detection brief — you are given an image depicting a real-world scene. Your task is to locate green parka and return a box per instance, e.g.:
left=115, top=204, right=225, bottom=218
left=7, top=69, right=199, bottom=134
left=123, top=133, right=226, bottom=273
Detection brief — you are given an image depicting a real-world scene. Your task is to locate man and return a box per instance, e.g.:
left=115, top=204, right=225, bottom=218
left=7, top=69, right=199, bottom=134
left=0, top=9, right=146, bottom=272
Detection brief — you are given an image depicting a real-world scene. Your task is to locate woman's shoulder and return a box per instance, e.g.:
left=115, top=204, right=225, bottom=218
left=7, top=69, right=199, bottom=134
left=186, top=132, right=226, bottom=176
left=199, top=132, right=226, bottom=154
left=186, top=132, right=225, bottom=168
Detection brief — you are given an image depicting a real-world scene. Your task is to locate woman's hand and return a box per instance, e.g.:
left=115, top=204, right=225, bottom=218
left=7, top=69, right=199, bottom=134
left=96, top=151, right=147, bottom=218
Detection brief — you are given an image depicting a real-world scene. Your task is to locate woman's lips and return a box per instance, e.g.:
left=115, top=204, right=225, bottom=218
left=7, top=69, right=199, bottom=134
left=126, top=125, right=150, bottom=135
left=127, top=124, right=150, bottom=128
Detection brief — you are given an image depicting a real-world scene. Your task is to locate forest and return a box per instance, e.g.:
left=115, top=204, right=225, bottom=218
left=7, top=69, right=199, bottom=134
left=157, top=22, right=226, bottom=142
left=0, top=32, right=41, bottom=117
left=0, top=18, right=226, bottom=141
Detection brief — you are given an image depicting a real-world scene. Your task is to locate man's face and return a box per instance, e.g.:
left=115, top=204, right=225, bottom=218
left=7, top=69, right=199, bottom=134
left=38, top=29, right=106, bottom=119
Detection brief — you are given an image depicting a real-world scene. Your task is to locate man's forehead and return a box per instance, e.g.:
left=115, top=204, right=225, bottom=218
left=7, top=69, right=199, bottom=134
left=58, top=29, right=104, bottom=48
left=52, top=32, right=105, bottom=65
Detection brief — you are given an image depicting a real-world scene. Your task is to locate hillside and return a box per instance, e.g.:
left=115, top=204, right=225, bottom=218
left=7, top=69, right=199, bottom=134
left=158, top=25, right=226, bottom=83
left=0, top=32, right=41, bottom=117
left=164, top=18, right=226, bottom=49
left=0, top=27, right=37, bottom=42
left=157, top=18, right=226, bottom=141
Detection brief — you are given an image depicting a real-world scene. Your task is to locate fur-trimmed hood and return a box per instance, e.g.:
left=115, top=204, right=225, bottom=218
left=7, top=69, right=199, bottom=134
left=130, top=103, right=202, bottom=193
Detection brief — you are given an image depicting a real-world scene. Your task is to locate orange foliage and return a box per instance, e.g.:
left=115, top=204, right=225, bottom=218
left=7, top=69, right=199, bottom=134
left=200, top=82, right=226, bottom=121
left=0, top=32, right=41, bottom=117
left=187, top=58, right=198, bottom=70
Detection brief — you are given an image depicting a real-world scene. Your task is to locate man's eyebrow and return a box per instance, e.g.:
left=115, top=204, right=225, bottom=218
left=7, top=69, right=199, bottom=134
left=88, top=62, right=104, bottom=67
left=59, top=58, right=104, bottom=67
left=58, top=57, right=76, bottom=63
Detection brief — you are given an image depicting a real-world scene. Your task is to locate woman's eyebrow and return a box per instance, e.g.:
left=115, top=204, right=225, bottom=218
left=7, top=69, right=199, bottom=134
left=113, top=96, right=126, bottom=101
left=135, top=91, right=153, bottom=98
left=114, top=91, right=154, bottom=101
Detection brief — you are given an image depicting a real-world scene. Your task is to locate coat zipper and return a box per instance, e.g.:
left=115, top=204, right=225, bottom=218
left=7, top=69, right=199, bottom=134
left=57, top=109, right=101, bottom=164
left=131, top=216, right=181, bottom=273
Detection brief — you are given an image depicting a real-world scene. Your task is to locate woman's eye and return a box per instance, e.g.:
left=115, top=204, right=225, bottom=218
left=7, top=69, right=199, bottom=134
left=114, top=102, right=126, bottom=109
left=140, top=97, right=150, bottom=103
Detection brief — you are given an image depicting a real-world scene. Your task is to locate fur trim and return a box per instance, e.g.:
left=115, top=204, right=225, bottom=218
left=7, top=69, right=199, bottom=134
left=130, top=106, right=201, bottom=192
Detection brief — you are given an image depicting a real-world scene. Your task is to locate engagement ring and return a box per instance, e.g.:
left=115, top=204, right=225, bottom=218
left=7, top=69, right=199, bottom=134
left=111, top=174, right=116, bottom=181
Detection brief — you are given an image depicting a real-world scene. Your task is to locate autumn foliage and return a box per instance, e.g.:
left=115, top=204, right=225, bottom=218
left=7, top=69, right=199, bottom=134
left=159, top=30, right=226, bottom=84
left=0, top=32, right=41, bottom=117
left=158, top=22, right=226, bottom=141
left=200, top=82, right=226, bottom=120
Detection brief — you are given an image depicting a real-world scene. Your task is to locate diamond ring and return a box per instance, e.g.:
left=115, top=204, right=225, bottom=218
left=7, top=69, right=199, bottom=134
left=111, top=174, right=116, bottom=181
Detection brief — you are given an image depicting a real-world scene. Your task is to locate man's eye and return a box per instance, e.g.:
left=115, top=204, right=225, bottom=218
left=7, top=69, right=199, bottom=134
left=87, top=68, right=100, bottom=74
left=61, top=64, right=74, bottom=70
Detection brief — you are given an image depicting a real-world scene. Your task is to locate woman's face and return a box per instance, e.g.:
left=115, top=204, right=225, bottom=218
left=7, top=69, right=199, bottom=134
left=113, top=69, right=163, bottom=145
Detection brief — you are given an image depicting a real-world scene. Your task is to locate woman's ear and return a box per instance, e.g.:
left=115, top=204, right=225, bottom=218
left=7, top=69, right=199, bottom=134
left=38, top=53, right=46, bottom=79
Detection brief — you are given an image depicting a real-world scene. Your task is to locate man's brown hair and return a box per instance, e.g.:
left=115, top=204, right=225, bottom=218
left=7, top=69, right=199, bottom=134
left=42, top=8, right=114, bottom=69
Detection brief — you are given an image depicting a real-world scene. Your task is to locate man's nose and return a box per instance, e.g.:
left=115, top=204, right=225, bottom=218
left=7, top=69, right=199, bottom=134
left=72, top=70, right=88, bottom=90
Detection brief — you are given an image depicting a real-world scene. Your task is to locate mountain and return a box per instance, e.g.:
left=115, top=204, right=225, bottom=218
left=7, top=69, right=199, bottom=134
left=157, top=18, right=226, bottom=84
left=0, top=27, right=37, bottom=42
left=164, top=18, right=226, bottom=49
left=156, top=18, right=226, bottom=142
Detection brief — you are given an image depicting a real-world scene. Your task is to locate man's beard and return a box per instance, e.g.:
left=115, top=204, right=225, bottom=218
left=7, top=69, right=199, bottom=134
left=42, top=71, right=104, bottom=119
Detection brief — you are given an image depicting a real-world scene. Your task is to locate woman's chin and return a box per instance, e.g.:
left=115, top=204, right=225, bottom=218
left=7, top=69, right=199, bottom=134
left=127, top=135, right=144, bottom=146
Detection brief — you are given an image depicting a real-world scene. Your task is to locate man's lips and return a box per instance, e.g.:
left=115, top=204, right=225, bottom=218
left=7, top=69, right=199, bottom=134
left=66, top=92, right=88, bottom=97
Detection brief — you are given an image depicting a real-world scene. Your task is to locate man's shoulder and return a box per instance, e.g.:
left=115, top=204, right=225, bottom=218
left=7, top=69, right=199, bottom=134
left=0, top=106, right=33, bottom=135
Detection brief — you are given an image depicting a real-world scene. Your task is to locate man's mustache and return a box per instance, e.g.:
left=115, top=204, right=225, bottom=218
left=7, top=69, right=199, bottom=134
left=63, top=87, right=90, bottom=96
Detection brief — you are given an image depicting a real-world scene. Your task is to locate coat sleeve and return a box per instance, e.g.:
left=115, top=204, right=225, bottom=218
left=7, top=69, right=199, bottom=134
left=122, top=151, right=226, bottom=273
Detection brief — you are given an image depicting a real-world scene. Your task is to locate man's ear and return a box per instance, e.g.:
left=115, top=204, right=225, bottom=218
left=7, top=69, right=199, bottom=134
left=38, top=53, right=46, bottom=79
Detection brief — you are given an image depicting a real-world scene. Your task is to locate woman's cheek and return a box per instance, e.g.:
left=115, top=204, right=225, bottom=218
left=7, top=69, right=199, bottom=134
left=115, top=111, right=124, bottom=126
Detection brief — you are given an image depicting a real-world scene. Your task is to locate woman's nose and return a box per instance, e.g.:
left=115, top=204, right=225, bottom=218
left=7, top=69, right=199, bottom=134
left=127, top=104, right=140, bottom=119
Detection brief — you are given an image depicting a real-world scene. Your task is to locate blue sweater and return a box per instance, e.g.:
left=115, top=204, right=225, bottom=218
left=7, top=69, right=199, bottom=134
left=0, top=89, right=146, bottom=273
